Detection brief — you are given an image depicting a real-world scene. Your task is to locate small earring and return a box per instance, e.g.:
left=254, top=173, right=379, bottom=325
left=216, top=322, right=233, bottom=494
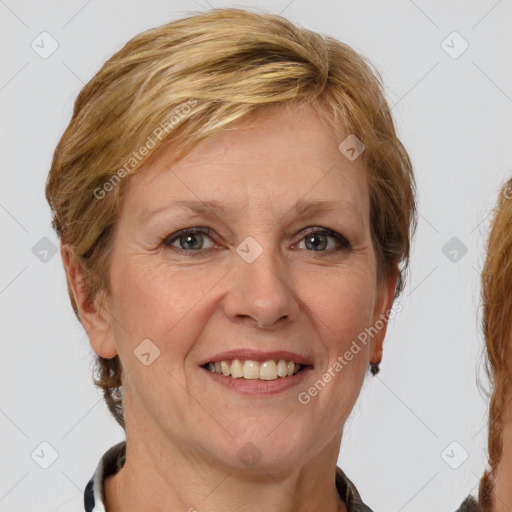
left=369, top=363, right=380, bottom=375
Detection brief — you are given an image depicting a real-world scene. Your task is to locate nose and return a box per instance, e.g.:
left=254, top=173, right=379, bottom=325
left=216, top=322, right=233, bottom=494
left=222, top=243, right=300, bottom=330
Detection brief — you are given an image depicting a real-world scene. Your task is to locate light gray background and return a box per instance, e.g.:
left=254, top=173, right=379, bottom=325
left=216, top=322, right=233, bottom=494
left=1, top=1, right=511, bottom=511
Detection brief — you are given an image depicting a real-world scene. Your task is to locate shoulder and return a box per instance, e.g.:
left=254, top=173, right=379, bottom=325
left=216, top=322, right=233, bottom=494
left=455, top=496, right=482, bottom=512
left=336, top=466, right=375, bottom=512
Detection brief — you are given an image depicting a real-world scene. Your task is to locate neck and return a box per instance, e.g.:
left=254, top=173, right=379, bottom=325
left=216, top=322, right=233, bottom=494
left=494, top=403, right=512, bottom=512
left=104, top=406, right=348, bottom=512
left=104, top=441, right=348, bottom=512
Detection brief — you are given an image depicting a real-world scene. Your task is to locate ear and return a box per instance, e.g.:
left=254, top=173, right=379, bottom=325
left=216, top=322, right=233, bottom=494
left=370, top=262, right=400, bottom=366
left=60, top=243, right=118, bottom=359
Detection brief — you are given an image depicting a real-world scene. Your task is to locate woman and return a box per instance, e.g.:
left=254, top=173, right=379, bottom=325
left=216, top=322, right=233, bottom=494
left=46, top=8, right=416, bottom=511
left=456, top=179, right=512, bottom=512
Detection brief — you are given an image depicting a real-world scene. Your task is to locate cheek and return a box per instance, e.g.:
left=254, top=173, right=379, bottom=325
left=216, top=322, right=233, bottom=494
left=304, top=263, right=376, bottom=351
left=109, top=259, right=212, bottom=364
left=301, top=264, right=376, bottom=407
left=294, top=267, right=376, bottom=431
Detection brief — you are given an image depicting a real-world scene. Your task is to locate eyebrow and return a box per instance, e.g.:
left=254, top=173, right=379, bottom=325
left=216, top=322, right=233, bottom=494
left=139, top=198, right=360, bottom=223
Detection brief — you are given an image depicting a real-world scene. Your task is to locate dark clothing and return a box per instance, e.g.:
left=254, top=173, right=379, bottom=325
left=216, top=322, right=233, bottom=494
left=455, top=495, right=482, bottom=512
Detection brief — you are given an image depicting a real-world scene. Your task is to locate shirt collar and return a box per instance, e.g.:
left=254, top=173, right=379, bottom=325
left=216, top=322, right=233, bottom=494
left=84, top=441, right=126, bottom=512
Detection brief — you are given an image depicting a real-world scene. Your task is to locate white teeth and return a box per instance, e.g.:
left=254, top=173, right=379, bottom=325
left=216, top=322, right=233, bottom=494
left=243, top=360, right=260, bottom=379
left=230, top=359, right=243, bottom=379
left=221, top=360, right=230, bottom=376
left=259, top=360, right=277, bottom=380
left=205, top=358, right=305, bottom=380
left=277, top=359, right=288, bottom=378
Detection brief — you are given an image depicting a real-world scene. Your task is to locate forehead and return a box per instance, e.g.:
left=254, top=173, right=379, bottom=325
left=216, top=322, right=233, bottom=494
left=122, top=103, right=370, bottom=222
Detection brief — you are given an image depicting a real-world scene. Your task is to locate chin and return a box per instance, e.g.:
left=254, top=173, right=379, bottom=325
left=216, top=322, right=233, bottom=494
left=210, top=421, right=317, bottom=473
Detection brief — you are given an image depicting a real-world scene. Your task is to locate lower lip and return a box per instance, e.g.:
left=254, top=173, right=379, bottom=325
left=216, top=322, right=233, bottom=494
left=201, top=366, right=312, bottom=396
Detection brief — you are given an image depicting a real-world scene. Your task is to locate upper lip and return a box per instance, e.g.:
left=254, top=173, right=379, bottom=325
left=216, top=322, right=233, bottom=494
left=199, top=349, right=313, bottom=366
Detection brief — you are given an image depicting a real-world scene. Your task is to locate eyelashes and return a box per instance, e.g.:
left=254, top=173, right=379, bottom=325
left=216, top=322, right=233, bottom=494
left=163, top=227, right=216, bottom=254
left=299, top=228, right=351, bottom=251
left=161, top=226, right=351, bottom=256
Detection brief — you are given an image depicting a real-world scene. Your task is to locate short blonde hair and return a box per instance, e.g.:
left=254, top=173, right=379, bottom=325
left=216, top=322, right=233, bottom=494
left=45, top=7, right=417, bottom=429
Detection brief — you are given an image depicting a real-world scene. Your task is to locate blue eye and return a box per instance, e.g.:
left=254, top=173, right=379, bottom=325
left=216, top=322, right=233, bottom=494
left=298, top=228, right=350, bottom=252
left=162, top=227, right=350, bottom=255
left=164, top=227, right=214, bottom=252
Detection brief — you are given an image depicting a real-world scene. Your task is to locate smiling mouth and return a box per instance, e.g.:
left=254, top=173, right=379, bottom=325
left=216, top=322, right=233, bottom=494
left=202, top=359, right=309, bottom=381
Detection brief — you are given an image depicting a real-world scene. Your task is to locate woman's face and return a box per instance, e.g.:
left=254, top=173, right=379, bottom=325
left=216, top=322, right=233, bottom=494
left=83, top=104, right=397, bottom=472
